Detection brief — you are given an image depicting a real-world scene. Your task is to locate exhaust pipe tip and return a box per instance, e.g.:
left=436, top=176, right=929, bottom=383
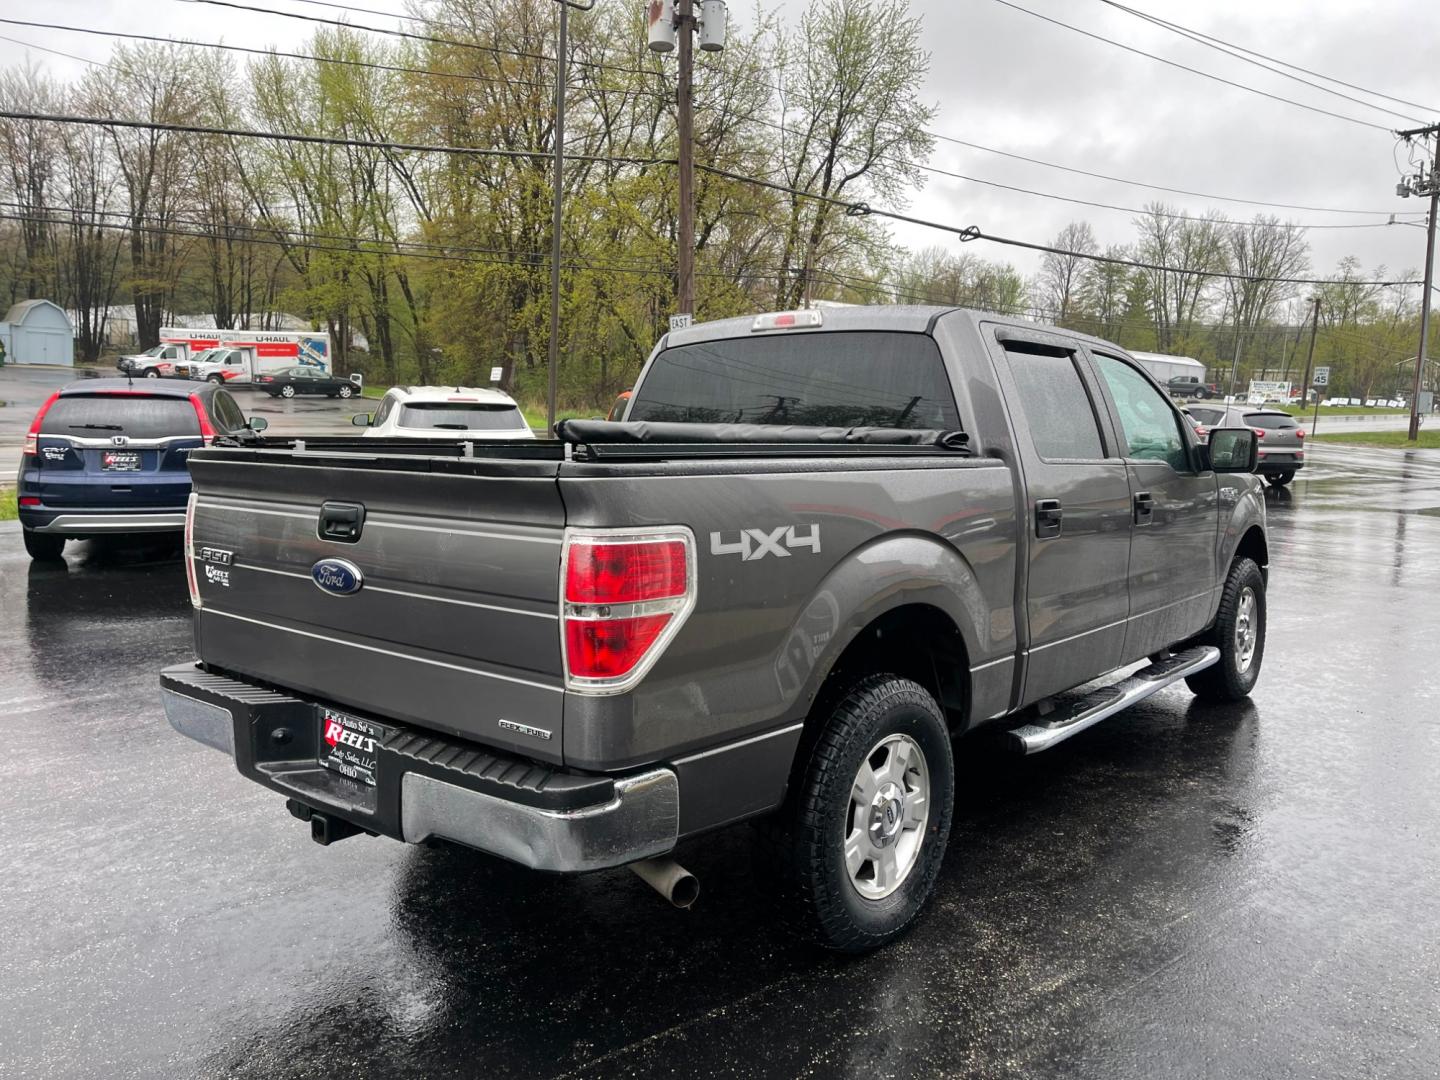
left=628, top=857, right=700, bottom=909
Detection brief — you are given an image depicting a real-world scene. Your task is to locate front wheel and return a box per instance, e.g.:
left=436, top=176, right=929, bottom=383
left=23, top=529, right=65, bottom=561
left=1186, top=557, right=1266, bottom=702
left=208, top=374, right=224, bottom=384
left=338, top=384, right=354, bottom=398
left=766, top=675, right=954, bottom=952
left=143, top=368, right=160, bottom=379
left=280, top=385, right=296, bottom=398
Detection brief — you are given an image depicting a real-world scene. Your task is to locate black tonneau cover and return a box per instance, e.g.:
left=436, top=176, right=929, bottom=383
left=555, top=419, right=968, bottom=449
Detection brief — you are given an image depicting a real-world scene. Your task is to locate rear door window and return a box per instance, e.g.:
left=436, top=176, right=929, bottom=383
left=628, top=331, right=962, bottom=430
left=1001, top=345, right=1106, bottom=460
left=398, top=402, right=529, bottom=431
left=40, top=395, right=201, bottom=439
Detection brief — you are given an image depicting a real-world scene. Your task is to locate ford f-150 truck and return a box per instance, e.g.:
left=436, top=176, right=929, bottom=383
left=160, top=306, right=1268, bottom=951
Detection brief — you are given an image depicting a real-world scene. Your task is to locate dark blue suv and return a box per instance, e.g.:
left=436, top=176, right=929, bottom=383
left=17, top=379, right=262, bottom=561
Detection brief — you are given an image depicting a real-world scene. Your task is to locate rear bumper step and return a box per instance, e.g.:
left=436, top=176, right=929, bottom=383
left=159, top=663, right=679, bottom=872
left=1006, top=646, right=1220, bottom=755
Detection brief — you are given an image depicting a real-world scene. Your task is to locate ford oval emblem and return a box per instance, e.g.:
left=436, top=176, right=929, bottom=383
left=312, top=558, right=363, bottom=596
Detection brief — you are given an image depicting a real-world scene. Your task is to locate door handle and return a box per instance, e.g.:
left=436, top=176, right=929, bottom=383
left=1133, top=491, right=1154, bottom=525
left=318, top=501, right=366, bottom=543
left=1035, top=498, right=1063, bottom=539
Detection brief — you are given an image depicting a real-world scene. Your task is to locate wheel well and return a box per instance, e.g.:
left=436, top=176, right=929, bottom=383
left=810, top=604, right=970, bottom=733
left=1235, top=525, right=1268, bottom=579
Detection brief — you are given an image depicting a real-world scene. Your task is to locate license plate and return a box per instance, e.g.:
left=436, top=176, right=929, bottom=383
left=102, top=451, right=141, bottom=471
left=318, top=709, right=389, bottom=787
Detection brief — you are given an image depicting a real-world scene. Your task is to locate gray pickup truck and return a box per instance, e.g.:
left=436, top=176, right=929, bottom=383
left=161, top=306, right=1268, bottom=951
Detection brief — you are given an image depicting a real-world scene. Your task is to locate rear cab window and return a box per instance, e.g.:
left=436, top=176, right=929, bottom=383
left=41, top=395, right=200, bottom=439
left=398, top=402, right=529, bottom=431
left=628, top=331, right=962, bottom=430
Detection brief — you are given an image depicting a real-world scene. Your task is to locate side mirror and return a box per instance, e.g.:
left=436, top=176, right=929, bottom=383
left=1208, top=427, right=1257, bottom=472
left=351, top=412, right=372, bottom=427
left=247, top=416, right=269, bottom=432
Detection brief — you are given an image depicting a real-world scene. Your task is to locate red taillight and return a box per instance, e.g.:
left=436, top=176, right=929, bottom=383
left=1195, top=425, right=1208, bottom=438
left=1253, top=428, right=1266, bottom=438
left=19, top=496, right=41, bottom=507
left=565, top=539, right=687, bottom=605
left=561, top=530, right=695, bottom=691
left=1295, top=428, right=1305, bottom=439
left=189, top=394, right=216, bottom=445
left=184, top=492, right=201, bottom=608
left=23, top=391, right=61, bottom=456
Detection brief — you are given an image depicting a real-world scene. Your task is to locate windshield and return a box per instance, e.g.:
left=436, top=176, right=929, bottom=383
left=628, top=331, right=962, bottom=429
left=41, top=394, right=200, bottom=439
left=191, top=349, right=223, bottom=364
left=141, top=345, right=167, bottom=357
left=397, top=402, right=529, bottom=431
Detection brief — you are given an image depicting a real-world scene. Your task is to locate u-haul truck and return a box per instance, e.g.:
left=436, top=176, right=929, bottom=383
left=167, top=328, right=331, bottom=384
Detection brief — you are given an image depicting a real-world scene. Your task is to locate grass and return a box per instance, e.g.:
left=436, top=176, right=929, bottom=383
left=1310, top=430, right=1440, bottom=449
left=0, top=489, right=16, bottom=521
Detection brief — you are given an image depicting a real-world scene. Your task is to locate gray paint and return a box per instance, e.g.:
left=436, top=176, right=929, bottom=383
left=181, top=305, right=1267, bottom=839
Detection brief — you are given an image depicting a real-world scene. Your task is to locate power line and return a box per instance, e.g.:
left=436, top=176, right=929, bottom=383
left=0, top=109, right=667, bottom=167
left=1093, top=0, right=1440, bottom=117
left=988, top=0, right=1394, bottom=133
left=1090, top=0, right=1427, bottom=124
left=172, top=0, right=1419, bottom=217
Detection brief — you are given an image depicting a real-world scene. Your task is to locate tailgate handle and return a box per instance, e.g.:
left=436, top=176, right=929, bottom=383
left=318, top=501, right=366, bottom=543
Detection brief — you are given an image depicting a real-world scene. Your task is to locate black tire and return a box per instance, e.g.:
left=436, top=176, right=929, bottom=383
left=208, top=374, right=224, bottom=384
left=338, top=384, right=354, bottom=398
left=1186, top=557, right=1266, bottom=702
left=143, top=368, right=159, bottom=379
left=280, top=385, right=296, bottom=398
left=1267, top=472, right=1294, bottom=486
left=22, top=529, right=65, bottom=561
left=766, top=675, right=954, bottom=952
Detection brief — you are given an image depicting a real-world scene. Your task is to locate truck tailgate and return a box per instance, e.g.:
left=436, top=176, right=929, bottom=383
left=187, top=451, right=567, bottom=764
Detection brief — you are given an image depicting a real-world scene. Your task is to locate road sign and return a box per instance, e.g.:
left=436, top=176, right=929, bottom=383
left=669, top=313, right=693, bottom=333
left=489, top=366, right=504, bottom=383
left=1313, top=366, right=1330, bottom=386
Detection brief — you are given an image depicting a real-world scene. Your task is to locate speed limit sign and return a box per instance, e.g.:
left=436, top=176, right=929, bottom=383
left=1313, top=366, right=1330, bottom=386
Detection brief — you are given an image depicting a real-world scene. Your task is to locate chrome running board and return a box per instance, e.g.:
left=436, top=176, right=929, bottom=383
left=1006, top=646, right=1221, bottom=755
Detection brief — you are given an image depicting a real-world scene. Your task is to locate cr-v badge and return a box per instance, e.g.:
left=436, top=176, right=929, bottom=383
left=312, top=558, right=364, bottom=595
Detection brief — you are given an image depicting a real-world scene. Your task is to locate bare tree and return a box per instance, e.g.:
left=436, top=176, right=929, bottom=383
left=1035, top=221, right=1096, bottom=324
left=0, top=65, right=63, bottom=301
left=1133, top=204, right=1229, bottom=351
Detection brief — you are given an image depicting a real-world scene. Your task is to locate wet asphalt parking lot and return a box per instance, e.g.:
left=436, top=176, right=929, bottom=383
left=3, top=430, right=1440, bottom=1078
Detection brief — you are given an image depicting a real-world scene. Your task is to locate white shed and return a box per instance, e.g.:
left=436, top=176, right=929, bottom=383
left=0, top=299, right=74, bottom=366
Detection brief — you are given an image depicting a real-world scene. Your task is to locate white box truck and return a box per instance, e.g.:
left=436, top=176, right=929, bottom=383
left=173, top=329, right=331, bottom=384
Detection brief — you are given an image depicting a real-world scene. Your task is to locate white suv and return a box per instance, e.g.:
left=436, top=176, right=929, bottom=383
left=356, top=386, right=536, bottom=440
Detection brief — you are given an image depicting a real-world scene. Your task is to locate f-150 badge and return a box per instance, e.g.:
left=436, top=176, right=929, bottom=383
left=710, top=525, right=821, bottom=561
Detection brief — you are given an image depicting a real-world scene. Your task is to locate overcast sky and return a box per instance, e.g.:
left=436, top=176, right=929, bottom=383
left=3, top=0, right=1437, bottom=290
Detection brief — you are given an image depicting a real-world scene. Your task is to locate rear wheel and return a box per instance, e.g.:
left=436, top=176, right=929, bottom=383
left=280, top=385, right=296, bottom=398
left=1268, top=472, right=1294, bottom=486
left=338, top=384, right=354, bottom=399
left=1186, top=557, right=1265, bottom=702
left=766, top=675, right=954, bottom=952
left=22, top=529, right=65, bottom=561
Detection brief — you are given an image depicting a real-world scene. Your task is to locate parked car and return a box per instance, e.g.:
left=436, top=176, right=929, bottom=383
left=254, top=365, right=361, bottom=399
left=1185, top=404, right=1304, bottom=486
left=607, top=389, right=632, bottom=421
left=16, top=379, right=265, bottom=561
left=1167, top=375, right=1219, bottom=399
left=353, top=386, right=534, bottom=439
left=163, top=306, right=1268, bottom=952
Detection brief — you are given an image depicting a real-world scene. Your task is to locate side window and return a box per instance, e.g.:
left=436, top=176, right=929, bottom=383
left=373, top=394, right=396, bottom=426
left=1095, top=355, right=1189, bottom=471
left=1001, top=345, right=1106, bottom=460
left=227, top=352, right=242, bottom=366
left=212, top=390, right=247, bottom=432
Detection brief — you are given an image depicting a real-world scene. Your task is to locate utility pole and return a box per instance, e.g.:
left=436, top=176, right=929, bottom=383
left=1396, top=122, right=1440, bottom=442
left=546, top=0, right=595, bottom=433
left=676, top=0, right=695, bottom=318
left=649, top=1, right=727, bottom=325
left=1299, top=296, right=1321, bottom=412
